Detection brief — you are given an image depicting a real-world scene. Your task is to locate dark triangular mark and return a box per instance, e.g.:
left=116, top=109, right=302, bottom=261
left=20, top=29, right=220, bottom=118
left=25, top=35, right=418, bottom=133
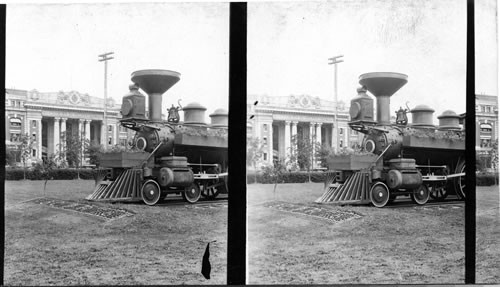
left=201, top=243, right=211, bottom=279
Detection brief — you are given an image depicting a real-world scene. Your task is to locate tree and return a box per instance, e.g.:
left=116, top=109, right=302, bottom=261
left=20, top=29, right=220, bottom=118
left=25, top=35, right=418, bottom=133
left=289, top=135, right=315, bottom=182
left=247, top=137, right=265, bottom=182
left=315, top=144, right=335, bottom=169
left=60, top=131, right=90, bottom=179
left=19, top=133, right=35, bottom=180
left=488, top=139, right=498, bottom=171
left=261, top=159, right=286, bottom=198
left=87, top=142, right=104, bottom=167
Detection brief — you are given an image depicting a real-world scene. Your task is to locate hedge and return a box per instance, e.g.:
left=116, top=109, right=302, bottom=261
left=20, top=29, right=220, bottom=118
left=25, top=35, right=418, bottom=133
left=5, top=168, right=96, bottom=180
left=476, top=172, right=499, bottom=186
left=247, top=171, right=327, bottom=184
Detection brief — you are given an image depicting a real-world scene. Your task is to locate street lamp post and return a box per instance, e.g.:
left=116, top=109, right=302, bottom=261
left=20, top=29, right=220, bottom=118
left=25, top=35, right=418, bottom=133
left=328, top=55, right=344, bottom=152
left=98, top=52, right=114, bottom=149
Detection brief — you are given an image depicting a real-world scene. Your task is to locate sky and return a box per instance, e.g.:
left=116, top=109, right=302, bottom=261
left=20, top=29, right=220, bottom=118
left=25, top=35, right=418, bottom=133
left=248, top=0, right=498, bottom=120
left=6, top=3, right=229, bottom=122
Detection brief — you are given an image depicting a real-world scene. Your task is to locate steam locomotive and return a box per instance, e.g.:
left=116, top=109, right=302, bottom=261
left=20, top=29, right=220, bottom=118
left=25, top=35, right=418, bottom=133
left=317, top=72, right=465, bottom=207
left=87, top=70, right=228, bottom=205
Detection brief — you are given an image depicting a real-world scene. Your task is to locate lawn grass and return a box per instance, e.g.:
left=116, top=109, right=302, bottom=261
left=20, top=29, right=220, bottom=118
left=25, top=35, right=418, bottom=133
left=476, top=185, right=500, bottom=283
left=247, top=182, right=466, bottom=284
left=4, top=180, right=227, bottom=285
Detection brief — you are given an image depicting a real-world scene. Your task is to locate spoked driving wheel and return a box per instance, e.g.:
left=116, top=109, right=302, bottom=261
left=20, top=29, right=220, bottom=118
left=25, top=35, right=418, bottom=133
left=183, top=182, right=201, bottom=204
left=370, top=182, right=390, bottom=208
left=201, top=180, right=220, bottom=200
left=429, top=183, right=448, bottom=201
left=454, top=160, right=466, bottom=200
left=141, top=179, right=161, bottom=206
left=411, top=184, right=430, bottom=205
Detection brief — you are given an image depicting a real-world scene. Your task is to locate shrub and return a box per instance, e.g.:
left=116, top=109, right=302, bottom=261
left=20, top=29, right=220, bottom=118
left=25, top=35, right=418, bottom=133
left=247, top=171, right=327, bottom=184
left=5, top=168, right=97, bottom=180
left=476, top=172, right=499, bottom=186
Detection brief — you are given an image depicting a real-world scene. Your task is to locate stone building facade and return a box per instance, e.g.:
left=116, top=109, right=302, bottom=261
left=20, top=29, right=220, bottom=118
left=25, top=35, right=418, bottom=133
left=475, top=94, right=498, bottom=148
left=247, top=94, right=363, bottom=167
left=5, top=88, right=134, bottom=164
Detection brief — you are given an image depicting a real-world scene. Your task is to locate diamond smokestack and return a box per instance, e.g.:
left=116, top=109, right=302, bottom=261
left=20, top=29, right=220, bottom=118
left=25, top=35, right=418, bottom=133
left=131, top=69, right=181, bottom=122
left=359, top=72, right=408, bottom=124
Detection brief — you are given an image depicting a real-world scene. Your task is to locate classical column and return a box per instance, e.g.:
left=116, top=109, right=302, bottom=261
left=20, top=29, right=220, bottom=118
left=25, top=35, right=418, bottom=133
left=316, top=122, right=322, bottom=146
left=112, top=124, right=118, bottom=146
left=101, top=121, right=107, bottom=147
left=53, top=118, right=60, bottom=156
left=60, top=118, right=67, bottom=160
left=284, top=121, right=291, bottom=158
left=5, top=115, right=10, bottom=140
left=291, top=121, right=298, bottom=149
left=84, top=120, right=91, bottom=143
left=36, top=118, right=42, bottom=160
left=310, top=122, right=316, bottom=168
left=268, top=122, right=273, bottom=164
left=331, top=123, right=338, bottom=153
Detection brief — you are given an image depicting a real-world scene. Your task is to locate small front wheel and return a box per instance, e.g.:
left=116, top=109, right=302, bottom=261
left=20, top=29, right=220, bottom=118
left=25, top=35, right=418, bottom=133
left=141, top=179, right=161, bottom=206
left=370, top=182, right=390, bottom=208
left=411, top=184, right=430, bottom=205
left=183, top=183, right=201, bottom=204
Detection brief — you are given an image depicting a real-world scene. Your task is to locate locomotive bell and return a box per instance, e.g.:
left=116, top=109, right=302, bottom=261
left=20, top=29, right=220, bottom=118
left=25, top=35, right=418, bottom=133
left=121, top=83, right=146, bottom=119
left=349, top=86, right=374, bottom=123
left=359, top=72, right=408, bottom=124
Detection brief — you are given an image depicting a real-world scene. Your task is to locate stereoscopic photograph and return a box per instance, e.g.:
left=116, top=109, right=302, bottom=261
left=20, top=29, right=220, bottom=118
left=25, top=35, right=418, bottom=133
left=4, top=3, right=229, bottom=285
left=246, top=0, right=496, bottom=284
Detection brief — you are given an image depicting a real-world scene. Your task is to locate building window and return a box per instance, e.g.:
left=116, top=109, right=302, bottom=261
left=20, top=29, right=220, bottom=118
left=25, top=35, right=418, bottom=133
left=32, top=149, right=36, bottom=157
left=263, top=124, right=268, bottom=132
left=108, top=137, right=112, bottom=145
left=263, top=153, right=267, bottom=161
left=340, top=128, right=343, bottom=135
left=340, top=140, right=343, bottom=147
left=108, top=125, right=113, bottom=132
left=263, top=137, right=267, bottom=145
left=10, top=118, right=22, bottom=128
left=32, top=133, right=36, bottom=141
left=32, top=120, right=37, bottom=128
left=476, top=105, right=480, bottom=112
left=120, top=139, right=127, bottom=146
left=10, top=133, right=20, bottom=142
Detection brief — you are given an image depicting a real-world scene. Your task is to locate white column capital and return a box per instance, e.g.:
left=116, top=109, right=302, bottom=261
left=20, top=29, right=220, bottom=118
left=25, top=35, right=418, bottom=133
left=285, top=120, right=291, bottom=126
left=316, top=122, right=323, bottom=127
left=291, top=121, right=298, bottom=126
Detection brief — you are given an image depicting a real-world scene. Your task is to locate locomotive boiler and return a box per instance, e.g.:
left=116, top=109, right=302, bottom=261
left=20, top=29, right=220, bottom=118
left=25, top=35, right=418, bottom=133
left=317, top=72, right=465, bottom=207
left=87, top=69, right=228, bottom=205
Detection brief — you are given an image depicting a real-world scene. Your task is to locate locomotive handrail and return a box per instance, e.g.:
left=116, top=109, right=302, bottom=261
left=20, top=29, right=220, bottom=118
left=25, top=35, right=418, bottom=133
left=137, top=141, right=163, bottom=168
left=370, top=143, right=392, bottom=168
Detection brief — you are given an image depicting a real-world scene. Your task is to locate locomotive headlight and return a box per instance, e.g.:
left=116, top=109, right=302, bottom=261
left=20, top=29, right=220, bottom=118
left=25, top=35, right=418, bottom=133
left=121, top=99, right=133, bottom=116
left=136, top=137, right=147, bottom=151
left=364, top=139, right=376, bottom=153
left=349, top=102, right=361, bottom=119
